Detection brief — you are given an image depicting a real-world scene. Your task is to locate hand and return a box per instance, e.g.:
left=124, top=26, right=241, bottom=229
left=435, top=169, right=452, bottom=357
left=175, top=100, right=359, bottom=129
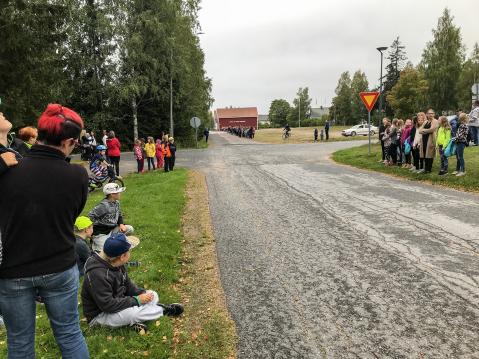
left=119, top=224, right=127, bottom=233
left=1, top=152, right=18, bottom=167
left=138, top=292, right=154, bottom=304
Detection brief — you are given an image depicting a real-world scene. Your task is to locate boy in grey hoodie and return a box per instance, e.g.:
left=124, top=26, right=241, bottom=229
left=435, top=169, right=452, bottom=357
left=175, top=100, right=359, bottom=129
left=88, top=182, right=134, bottom=252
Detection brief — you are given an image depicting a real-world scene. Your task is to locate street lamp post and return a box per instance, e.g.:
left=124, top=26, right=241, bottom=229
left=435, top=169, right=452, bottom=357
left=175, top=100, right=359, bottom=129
left=298, top=96, right=301, bottom=128
left=377, top=46, right=388, bottom=126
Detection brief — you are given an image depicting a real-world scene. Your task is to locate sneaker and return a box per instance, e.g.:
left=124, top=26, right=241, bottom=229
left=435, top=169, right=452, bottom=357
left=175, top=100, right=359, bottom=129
left=159, top=303, right=184, bottom=317
left=456, top=171, right=466, bottom=177
left=131, top=322, right=148, bottom=334
left=416, top=169, right=425, bottom=174
left=409, top=166, right=416, bottom=172
left=452, top=171, right=458, bottom=175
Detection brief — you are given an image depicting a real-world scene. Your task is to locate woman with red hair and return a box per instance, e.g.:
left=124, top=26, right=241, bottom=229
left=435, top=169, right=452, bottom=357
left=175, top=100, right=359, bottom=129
left=0, top=104, right=90, bottom=358
left=11, top=126, right=38, bottom=157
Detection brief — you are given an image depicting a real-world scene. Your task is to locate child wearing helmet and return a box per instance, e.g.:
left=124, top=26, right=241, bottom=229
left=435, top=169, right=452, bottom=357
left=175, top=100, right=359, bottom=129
left=88, top=183, right=135, bottom=252
left=90, top=145, right=113, bottom=181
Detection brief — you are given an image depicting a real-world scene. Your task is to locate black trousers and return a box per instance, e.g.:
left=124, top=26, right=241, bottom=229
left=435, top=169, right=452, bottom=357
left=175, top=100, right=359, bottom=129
left=389, top=144, right=397, bottom=164
left=425, top=158, right=433, bottom=173
left=325, top=129, right=329, bottom=140
left=109, top=156, right=120, bottom=176
left=412, top=148, right=419, bottom=169
left=169, top=156, right=176, bottom=171
left=381, top=140, right=386, bottom=161
left=164, top=157, right=170, bottom=172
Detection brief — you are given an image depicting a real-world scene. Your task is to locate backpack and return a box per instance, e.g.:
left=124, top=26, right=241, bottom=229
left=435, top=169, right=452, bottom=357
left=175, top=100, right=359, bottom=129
left=444, top=139, right=456, bottom=157
left=404, top=138, right=411, bottom=155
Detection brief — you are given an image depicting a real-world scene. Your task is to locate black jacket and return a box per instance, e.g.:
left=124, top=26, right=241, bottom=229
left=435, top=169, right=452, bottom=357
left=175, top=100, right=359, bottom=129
left=0, top=144, right=22, bottom=176
left=75, top=235, right=92, bottom=276
left=0, top=144, right=89, bottom=278
left=81, top=253, right=144, bottom=322
left=10, top=138, right=30, bottom=157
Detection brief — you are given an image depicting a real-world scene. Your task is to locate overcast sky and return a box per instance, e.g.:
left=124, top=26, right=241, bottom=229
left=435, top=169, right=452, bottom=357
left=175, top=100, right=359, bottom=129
left=198, top=0, right=478, bottom=114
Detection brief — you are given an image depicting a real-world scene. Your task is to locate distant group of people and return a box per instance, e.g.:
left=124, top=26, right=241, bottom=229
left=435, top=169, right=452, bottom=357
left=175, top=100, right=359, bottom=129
left=133, top=133, right=176, bottom=173
left=0, top=105, right=183, bottom=358
left=225, top=126, right=255, bottom=139
left=378, top=100, right=479, bottom=177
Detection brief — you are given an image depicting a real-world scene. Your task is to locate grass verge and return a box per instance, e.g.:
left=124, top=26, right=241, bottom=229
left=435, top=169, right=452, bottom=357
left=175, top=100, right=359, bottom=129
left=254, top=126, right=372, bottom=144
left=0, top=169, right=188, bottom=358
left=332, top=143, right=479, bottom=193
left=172, top=171, right=237, bottom=359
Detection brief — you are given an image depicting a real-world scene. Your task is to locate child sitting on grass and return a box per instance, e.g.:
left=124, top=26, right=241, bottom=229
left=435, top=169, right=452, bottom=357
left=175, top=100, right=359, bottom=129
left=74, top=216, right=93, bottom=276
left=89, top=182, right=135, bottom=252
left=81, top=233, right=183, bottom=334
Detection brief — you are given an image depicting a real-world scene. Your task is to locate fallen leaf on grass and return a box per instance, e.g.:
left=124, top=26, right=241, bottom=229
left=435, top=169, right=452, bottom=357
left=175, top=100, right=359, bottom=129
left=142, top=351, right=149, bottom=356
left=107, top=336, right=112, bottom=341
left=162, top=336, right=167, bottom=342
left=155, top=320, right=161, bottom=327
left=191, top=332, right=198, bottom=341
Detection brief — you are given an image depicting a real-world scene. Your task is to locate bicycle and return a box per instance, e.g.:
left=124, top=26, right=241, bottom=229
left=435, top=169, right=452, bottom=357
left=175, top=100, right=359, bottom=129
left=88, top=164, right=124, bottom=193
left=282, top=131, right=291, bottom=140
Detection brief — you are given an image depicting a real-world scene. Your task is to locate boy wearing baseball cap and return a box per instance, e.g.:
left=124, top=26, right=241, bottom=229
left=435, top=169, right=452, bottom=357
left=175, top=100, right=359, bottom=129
left=88, top=182, right=134, bottom=252
left=81, top=233, right=183, bottom=333
left=74, top=216, right=93, bottom=276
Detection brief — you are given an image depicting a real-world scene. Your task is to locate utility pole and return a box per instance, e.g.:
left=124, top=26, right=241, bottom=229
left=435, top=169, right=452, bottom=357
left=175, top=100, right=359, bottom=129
left=169, top=50, right=174, bottom=137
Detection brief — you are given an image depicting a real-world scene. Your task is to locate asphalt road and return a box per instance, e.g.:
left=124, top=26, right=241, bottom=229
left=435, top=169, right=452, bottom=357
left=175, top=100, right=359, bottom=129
left=129, top=133, right=479, bottom=358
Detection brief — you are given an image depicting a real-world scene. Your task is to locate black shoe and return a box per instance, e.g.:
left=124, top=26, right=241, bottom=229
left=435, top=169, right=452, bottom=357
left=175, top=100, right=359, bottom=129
left=438, top=170, right=445, bottom=175
left=131, top=322, right=148, bottom=334
left=159, top=303, right=184, bottom=317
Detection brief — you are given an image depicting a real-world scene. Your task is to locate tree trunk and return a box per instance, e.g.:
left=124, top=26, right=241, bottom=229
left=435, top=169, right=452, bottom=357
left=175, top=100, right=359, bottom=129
left=132, top=97, right=138, bottom=140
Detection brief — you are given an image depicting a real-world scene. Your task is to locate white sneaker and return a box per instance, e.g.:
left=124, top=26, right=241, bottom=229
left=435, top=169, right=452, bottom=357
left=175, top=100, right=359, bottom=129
left=416, top=169, right=425, bottom=174
left=452, top=171, right=458, bottom=175
left=409, top=166, right=416, bottom=171
left=456, top=171, right=466, bottom=177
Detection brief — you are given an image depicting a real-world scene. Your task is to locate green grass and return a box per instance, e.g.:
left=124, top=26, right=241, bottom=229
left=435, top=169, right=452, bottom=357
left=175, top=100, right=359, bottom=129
left=332, top=143, right=479, bottom=192
left=0, top=169, right=188, bottom=358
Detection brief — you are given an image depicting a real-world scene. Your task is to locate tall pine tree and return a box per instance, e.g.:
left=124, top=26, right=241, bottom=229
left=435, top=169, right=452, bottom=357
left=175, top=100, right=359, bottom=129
left=383, top=37, right=407, bottom=116
left=420, top=8, right=464, bottom=112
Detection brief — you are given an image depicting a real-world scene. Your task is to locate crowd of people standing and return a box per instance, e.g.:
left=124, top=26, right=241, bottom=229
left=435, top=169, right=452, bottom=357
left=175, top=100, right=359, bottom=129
left=378, top=100, right=479, bottom=177
left=225, top=126, right=255, bottom=139
left=133, top=134, right=176, bottom=173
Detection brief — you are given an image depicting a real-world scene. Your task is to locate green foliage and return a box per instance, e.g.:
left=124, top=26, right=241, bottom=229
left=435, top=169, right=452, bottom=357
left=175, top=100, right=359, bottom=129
left=420, top=8, right=465, bottom=112
left=268, top=99, right=291, bottom=127
left=288, top=87, right=312, bottom=127
left=0, top=1, right=70, bottom=127
left=383, top=37, right=408, bottom=116
left=387, top=65, right=429, bottom=118
left=332, top=71, right=352, bottom=125
left=457, top=43, right=479, bottom=111
left=0, top=0, right=211, bottom=146
left=350, top=70, right=369, bottom=123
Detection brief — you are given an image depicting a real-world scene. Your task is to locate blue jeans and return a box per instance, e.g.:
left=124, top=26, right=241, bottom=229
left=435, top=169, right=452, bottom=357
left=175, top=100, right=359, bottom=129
left=438, top=145, right=448, bottom=171
left=0, top=266, right=89, bottom=359
left=455, top=142, right=466, bottom=172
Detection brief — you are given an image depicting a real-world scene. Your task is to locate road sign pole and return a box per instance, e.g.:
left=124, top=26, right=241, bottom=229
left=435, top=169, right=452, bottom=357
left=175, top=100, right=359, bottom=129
left=368, top=110, right=371, bottom=155
left=195, top=127, right=198, bottom=148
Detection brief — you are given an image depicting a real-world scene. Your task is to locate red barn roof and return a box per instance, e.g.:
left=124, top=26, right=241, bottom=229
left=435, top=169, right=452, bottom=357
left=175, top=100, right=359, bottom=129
left=216, top=107, right=258, bottom=119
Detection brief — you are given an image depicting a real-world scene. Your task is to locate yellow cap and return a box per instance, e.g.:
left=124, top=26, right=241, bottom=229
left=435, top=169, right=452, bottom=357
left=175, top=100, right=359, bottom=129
left=75, top=216, right=93, bottom=231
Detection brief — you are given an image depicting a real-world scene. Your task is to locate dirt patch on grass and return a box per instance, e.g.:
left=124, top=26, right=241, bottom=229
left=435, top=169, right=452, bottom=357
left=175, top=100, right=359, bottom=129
left=173, top=170, right=237, bottom=359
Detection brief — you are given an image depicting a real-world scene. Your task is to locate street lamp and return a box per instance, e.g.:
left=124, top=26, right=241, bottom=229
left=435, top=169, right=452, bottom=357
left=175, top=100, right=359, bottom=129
left=377, top=46, right=388, bottom=125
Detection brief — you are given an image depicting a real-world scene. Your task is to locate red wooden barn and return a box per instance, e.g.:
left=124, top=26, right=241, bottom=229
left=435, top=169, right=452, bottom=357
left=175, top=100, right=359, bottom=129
left=214, top=107, right=258, bottom=130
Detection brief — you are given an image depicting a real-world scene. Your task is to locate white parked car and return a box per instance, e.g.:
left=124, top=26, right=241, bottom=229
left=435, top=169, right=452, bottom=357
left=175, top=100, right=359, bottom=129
left=341, top=124, right=378, bottom=137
